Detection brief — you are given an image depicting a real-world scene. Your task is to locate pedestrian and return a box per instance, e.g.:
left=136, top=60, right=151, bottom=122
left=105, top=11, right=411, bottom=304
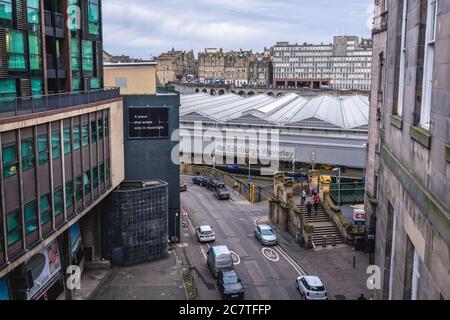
left=306, top=201, right=312, bottom=217
left=314, top=201, right=319, bottom=216
left=301, top=190, right=306, bottom=204
left=313, top=194, right=319, bottom=204
left=357, top=294, right=367, bottom=300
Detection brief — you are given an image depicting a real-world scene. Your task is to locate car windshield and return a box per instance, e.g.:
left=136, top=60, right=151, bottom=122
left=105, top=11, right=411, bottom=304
left=261, top=229, right=274, bottom=236
left=217, top=183, right=225, bottom=189
left=310, top=286, right=325, bottom=292
left=223, top=274, right=238, bottom=284
left=201, top=230, right=213, bottom=235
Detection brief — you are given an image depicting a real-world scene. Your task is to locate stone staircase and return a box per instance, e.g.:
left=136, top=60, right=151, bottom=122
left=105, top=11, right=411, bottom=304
left=297, top=202, right=345, bottom=248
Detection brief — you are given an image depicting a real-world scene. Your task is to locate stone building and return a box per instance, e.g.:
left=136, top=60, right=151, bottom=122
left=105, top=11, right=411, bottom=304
left=197, top=48, right=225, bottom=84
left=272, top=36, right=372, bottom=91
left=250, top=53, right=273, bottom=86
left=364, top=0, right=449, bottom=300
left=224, top=50, right=253, bottom=86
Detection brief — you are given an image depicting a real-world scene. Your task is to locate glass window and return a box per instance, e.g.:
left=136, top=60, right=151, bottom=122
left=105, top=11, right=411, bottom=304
left=6, top=210, right=21, bottom=246
left=91, top=120, right=97, bottom=143
left=0, top=0, right=12, bottom=21
left=99, top=162, right=104, bottom=183
left=0, top=79, right=16, bottom=101
left=40, top=194, right=51, bottom=225
left=105, top=115, right=109, bottom=137
left=73, top=125, right=80, bottom=150
left=37, top=134, right=49, bottom=165
left=51, top=131, right=61, bottom=159
left=25, top=201, right=38, bottom=234
left=83, top=170, right=91, bottom=195
left=90, top=77, right=101, bottom=90
left=63, top=127, right=71, bottom=154
left=31, top=78, right=43, bottom=97
left=98, top=118, right=104, bottom=140
left=81, top=40, right=94, bottom=71
left=81, top=123, right=89, bottom=146
left=21, top=139, right=35, bottom=171
left=27, top=0, right=40, bottom=24
left=75, top=175, right=82, bottom=201
left=72, top=78, right=80, bottom=91
left=68, top=0, right=80, bottom=31
left=71, top=38, right=79, bottom=71
left=65, top=180, right=73, bottom=209
left=28, top=34, right=41, bottom=71
left=88, top=1, right=100, bottom=35
left=92, top=166, right=98, bottom=189
left=54, top=187, right=63, bottom=216
left=2, top=144, right=17, bottom=177
left=7, top=30, right=26, bottom=70
left=106, top=159, right=110, bottom=181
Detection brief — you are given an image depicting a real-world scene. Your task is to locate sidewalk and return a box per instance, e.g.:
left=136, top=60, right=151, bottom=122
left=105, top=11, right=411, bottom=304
left=73, top=251, right=188, bottom=300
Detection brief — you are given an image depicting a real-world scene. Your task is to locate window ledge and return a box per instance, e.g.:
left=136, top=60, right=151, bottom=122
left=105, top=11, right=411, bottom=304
left=445, top=144, right=450, bottom=163
left=410, top=125, right=432, bottom=149
left=390, top=114, right=403, bottom=130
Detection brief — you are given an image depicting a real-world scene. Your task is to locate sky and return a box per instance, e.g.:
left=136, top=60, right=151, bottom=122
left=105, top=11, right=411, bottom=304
left=103, top=0, right=374, bottom=59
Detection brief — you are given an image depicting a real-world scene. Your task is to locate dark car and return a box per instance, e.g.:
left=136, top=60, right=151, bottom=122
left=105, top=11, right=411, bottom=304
left=193, top=176, right=207, bottom=185
left=215, top=183, right=230, bottom=200
left=217, top=270, right=244, bottom=300
left=207, top=179, right=218, bottom=191
left=201, top=177, right=212, bottom=187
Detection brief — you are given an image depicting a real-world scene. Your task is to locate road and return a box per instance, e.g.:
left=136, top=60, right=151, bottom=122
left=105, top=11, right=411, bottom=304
left=178, top=176, right=309, bottom=300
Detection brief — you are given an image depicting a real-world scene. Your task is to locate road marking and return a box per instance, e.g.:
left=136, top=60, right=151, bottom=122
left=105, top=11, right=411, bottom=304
left=230, top=251, right=241, bottom=265
left=274, top=246, right=308, bottom=276
left=199, top=248, right=207, bottom=263
left=262, top=247, right=280, bottom=262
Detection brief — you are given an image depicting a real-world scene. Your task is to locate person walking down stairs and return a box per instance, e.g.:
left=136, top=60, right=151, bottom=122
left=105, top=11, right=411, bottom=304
left=306, top=200, right=313, bottom=217
left=313, top=194, right=319, bottom=216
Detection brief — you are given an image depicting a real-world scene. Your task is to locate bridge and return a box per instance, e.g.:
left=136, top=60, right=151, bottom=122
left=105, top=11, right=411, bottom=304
left=172, top=82, right=369, bottom=98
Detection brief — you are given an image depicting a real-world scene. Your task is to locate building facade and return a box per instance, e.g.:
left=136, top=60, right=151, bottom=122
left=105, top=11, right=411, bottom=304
left=224, top=50, right=252, bottom=86
left=0, top=0, right=127, bottom=300
left=272, top=36, right=372, bottom=91
left=156, top=49, right=195, bottom=85
left=365, top=0, right=449, bottom=300
left=104, top=62, right=157, bottom=95
left=197, top=48, right=225, bottom=84
left=249, top=53, right=273, bottom=86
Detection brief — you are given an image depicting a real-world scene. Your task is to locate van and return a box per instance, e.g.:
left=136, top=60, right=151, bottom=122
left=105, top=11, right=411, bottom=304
left=207, top=245, right=233, bottom=278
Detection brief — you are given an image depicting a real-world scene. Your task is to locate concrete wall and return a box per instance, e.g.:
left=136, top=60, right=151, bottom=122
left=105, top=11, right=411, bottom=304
left=122, top=94, right=181, bottom=240
left=104, top=65, right=157, bottom=95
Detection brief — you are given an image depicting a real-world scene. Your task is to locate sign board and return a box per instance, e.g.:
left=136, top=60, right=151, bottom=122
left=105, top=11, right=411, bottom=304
left=25, top=241, right=61, bottom=300
left=0, top=276, right=9, bottom=300
left=69, top=222, right=82, bottom=258
left=128, top=107, right=169, bottom=139
left=353, top=209, right=366, bottom=226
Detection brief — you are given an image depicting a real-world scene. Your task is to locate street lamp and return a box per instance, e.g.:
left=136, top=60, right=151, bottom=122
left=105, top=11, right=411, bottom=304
left=333, top=167, right=341, bottom=206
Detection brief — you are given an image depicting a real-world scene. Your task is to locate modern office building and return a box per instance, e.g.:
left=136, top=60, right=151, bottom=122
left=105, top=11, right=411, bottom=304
left=0, top=0, right=126, bottom=300
left=272, top=36, right=372, bottom=91
left=365, top=0, right=449, bottom=300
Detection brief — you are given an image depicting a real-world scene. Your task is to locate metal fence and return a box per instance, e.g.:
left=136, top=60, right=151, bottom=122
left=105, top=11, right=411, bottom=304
left=329, top=182, right=365, bottom=205
left=0, top=88, right=120, bottom=118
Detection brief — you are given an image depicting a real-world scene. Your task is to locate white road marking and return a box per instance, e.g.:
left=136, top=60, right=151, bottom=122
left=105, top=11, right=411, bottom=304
left=262, top=247, right=280, bottom=262
left=274, top=246, right=308, bottom=276
left=230, top=251, right=241, bottom=265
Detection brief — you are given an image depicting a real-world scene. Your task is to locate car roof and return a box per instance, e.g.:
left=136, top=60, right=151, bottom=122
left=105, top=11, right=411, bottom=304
left=221, top=270, right=237, bottom=277
left=258, top=224, right=273, bottom=230
left=199, top=225, right=213, bottom=232
left=303, top=276, right=324, bottom=287
left=211, top=245, right=230, bottom=255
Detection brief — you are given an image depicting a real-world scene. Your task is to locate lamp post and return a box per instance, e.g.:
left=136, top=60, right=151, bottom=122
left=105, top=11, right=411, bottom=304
left=333, top=167, right=341, bottom=206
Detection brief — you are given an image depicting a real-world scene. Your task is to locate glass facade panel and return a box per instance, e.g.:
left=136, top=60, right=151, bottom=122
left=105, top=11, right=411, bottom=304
left=81, top=123, right=89, bottom=146
left=6, top=210, right=21, bottom=246
left=75, top=176, right=82, bottom=201
left=93, top=166, right=98, bottom=189
left=25, top=201, right=38, bottom=234
left=31, top=78, right=43, bottom=97
left=7, top=30, right=26, bottom=70
left=54, top=188, right=63, bottom=216
left=51, top=131, right=61, bottom=159
left=0, top=79, right=16, bottom=101
left=37, top=134, right=48, bottom=165
left=88, top=1, right=99, bottom=35
left=63, top=127, right=71, bottom=154
left=71, top=38, right=79, bottom=71
left=28, top=34, right=41, bottom=70
left=83, top=171, right=91, bottom=195
left=40, top=194, right=51, bottom=225
left=21, top=139, right=34, bottom=171
left=65, top=180, right=73, bottom=209
left=0, top=0, right=12, bottom=21
left=82, top=40, right=94, bottom=71
left=27, top=0, right=40, bottom=24
left=91, top=120, right=97, bottom=143
left=2, top=144, right=17, bottom=177
left=73, top=125, right=80, bottom=150
left=90, top=77, right=101, bottom=89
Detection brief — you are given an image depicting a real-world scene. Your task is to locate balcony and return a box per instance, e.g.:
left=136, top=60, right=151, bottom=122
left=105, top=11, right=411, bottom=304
left=0, top=88, right=121, bottom=119
left=44, top=11, right=65, bottom=38
left=46, top=54, right=66, bottom=78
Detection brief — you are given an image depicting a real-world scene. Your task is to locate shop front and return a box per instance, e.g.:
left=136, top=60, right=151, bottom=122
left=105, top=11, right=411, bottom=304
left=69, top=222, right=84, bottom=272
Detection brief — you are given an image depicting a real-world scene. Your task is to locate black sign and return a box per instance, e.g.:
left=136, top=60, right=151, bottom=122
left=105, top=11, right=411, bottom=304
left=128, top=107, right=169, bottom=139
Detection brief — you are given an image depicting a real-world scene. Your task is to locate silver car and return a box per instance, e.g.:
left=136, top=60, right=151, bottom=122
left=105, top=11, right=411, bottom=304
left=196, top=225, right=216, bottom=243
left=296, top=276, right=328, bottom=300
left=254, top=224, right=278, bottom=246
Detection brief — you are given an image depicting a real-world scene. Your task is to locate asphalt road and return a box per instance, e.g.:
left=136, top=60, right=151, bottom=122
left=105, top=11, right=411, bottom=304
left=179, top=176, right=309, bottom=300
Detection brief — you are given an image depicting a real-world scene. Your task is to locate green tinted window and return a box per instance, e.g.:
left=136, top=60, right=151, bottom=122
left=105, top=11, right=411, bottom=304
left=72, top=78, right=80, bottom=91
left=71, top=38, right=79, bottom=71
left=91, top=120, right=97, bottom=143
left=88, top=1, right=99, bottom=35
left=65, top=180, right=73, bottom=209
left=75, top=176, right=82, bottom=201
left=51, top=131, right=61, bottom=159
left=0, top=79, right=16, bottom=101
left=54, top=188, right=63, bottom=216
left=7, top=210, right=21, bottom=246
left=27, top=0, right=40, bottom=24
left=2, top=144, right=17, bottom=177
left=21, top=139, right=34, bottom=171
left=81, top=123, right=89, bottom=146
left=99, top=162, right=104, bottom=183
left=0, top=0, right=13, bottom=21
left=90, top=77, right=101, bottom=90
left=92, top=166, right=98, bottom=189
left=98, top=118, right=104, bottom=140
left=82, top=40, right=93, bottom=71
left=25, top=201, right=38, bottom=234
left=83, top=171, right=91, bottom=195
left=40, top=194, right=51, bottom=225
left=28, top=34, right=41, bottom=70
left=7, top=30, right=26, bottom=70
left=63, top=127, right=71, bottom=154
left=73, top=125, right=80, bottom=150
left=31, top=78, right=43, bottom=96
left=37, top=134, right=48, bottom=165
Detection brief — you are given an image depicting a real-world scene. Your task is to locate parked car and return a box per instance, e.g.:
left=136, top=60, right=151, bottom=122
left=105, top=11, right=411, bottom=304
left=217, top=270, right=244, bottom=300
left=196, top=225, right=216, bottom=243
left=215, top=184, right=230, bottom=200
left=254, top=224, right=278, bottom=246
left=201, top=177, right=212, bottom=187
left=193, top=176, right=207, bottom=185
left=207, top=245, right=234, bottom=278
left=180, top=182, right=187, bottom=192
left=296, top=276, right=328, bottom=300
left=207, top=179, right=218, bottom=191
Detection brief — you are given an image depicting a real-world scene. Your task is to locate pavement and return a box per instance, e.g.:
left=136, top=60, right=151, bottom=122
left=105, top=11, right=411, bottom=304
left=89, top=251, right=187, bottom=300
left=179, top=176, right=372, bottom=301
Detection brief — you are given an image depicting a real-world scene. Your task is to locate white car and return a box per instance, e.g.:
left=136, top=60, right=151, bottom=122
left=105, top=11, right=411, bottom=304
left=296, top=276, right=328, bottom=300
left=196, top=225, right=216, bottom=243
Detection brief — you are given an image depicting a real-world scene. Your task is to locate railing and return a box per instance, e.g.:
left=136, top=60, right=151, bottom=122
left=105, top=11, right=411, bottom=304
left=329, top=182, right=365, bottom=205
left=44, top=11, right=52, bottom=27
left=0, top=88, right=121, bottom=119
left=54, top=13, right=64, bottom=29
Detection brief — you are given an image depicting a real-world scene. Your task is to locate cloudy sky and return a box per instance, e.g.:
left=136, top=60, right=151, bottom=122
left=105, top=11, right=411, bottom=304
left=103, top=0, right=374, bottom=59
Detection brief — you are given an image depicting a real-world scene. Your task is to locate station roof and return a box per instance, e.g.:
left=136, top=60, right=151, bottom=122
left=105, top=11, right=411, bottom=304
left=180, top=93, right=369, bottom=130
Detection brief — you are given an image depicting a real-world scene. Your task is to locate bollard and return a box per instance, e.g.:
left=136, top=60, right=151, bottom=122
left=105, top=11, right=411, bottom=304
left=353, top=256, right=356, bottom=268
left=333, top=235, right=337, bottom=247
left=322, top=235, right=327, bottom=247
